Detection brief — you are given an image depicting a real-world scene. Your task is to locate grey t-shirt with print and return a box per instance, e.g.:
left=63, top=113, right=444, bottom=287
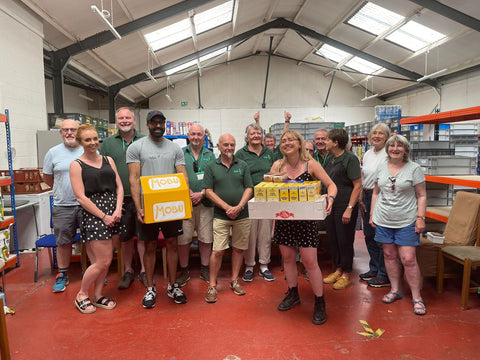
left=372, top=161, right=425, bottom=228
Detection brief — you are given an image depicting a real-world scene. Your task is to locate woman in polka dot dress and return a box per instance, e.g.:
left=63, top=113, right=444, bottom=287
left=271, top=130, right=337, bottom=325
left=70, top=124, right=125, bottom=314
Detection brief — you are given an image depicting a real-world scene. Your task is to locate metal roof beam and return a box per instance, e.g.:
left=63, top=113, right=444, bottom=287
left=53, top=0, right=216, bottom=59
left=409, top=0, right=480, bottom=32
left=111, top=18, right=289, bottom=92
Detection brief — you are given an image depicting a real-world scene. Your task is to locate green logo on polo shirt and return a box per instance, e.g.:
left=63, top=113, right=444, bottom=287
left=233, top=169, right=242, bottom=174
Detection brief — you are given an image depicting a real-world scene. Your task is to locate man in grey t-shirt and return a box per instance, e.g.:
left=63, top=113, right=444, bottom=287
left=127, top=110, right=190, bottom=308
left=43, top=119, right=83, bottom=293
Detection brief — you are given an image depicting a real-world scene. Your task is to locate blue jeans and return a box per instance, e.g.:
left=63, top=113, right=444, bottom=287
left=362, top=192, right=388, bottom=281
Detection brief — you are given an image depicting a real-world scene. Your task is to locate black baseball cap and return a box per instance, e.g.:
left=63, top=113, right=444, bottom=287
left=146, top=110, right=166, bottom=122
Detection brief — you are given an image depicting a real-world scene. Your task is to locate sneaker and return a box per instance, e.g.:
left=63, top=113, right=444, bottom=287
left=333, top=276, right=352, bottom=290
left=53, top=273, right=69, bottom=293
left=118, top=270, right=134, bottom=289
left=139, top=272, right=154, bottom=288
left=323, top=272, right=341, bottom=284
left=367, top=277, right=391, bottom=288
left=205, top=286, right=217, bottom=303
left=359, top=271, right=377, bottom=281
left=200, top=266, right=210, bottom=283
left=242, top=269, right=254, bottom=282
left=230, top=279, right=246, bottom=296
left=142, top=288, right=156, bottom=309
left=176, top=268, right=190, bottom=287
left=259, top=269, right=275, bottom=282
left=168, top=283, right=187, bottom=304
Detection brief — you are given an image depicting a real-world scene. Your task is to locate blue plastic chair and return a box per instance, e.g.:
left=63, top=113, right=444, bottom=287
left=34, top=196, right=81, bottom=282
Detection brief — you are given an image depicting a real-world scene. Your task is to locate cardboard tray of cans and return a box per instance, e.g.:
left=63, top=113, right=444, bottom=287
left=0, top=168, right=43, bottom=182
left=1, top=182, right=51, bottom=194
left=248, top=197, right=327, bottom=220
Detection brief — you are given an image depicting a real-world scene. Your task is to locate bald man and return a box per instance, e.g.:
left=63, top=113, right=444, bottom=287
left=202, top=134, right=253, bottom=303
left=176, top=124, right=215, bottom=287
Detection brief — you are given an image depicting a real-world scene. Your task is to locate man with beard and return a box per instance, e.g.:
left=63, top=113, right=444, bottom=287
left=203, top=134, right=253, bottom=303
left=43, top=119, right=84, bottom=293
left=313, top=129, right=328, bottom=168
left=127, top=110, right=189, bottom=308
left=100, top=107, right=146, bottom=289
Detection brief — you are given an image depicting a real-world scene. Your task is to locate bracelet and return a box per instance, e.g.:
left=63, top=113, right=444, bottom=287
left=285, top=120, right=290, bottom=123
left=328, top=195, right=335, bottom=200
left=417, top=216, right=425, bottom=220
left=101, top=213, right=107, bottom=220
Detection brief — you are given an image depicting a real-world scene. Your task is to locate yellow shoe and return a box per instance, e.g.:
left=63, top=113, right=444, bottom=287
left=333, top=276, right=352, bottom=290
left=323, top=272, right=341, bottom=284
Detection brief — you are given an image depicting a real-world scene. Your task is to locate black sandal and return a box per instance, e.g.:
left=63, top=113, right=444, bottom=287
left=94, top=296, right=117, bottom=310
left=75, top=298, right=97, bottom=314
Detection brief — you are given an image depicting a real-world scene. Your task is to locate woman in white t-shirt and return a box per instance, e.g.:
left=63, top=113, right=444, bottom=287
left=370, top=134, right=427, bottom=316
left=359, top=123, right=390, bottom=288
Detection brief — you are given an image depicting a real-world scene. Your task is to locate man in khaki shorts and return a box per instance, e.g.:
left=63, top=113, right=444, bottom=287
left=176, top=124, right=215, bottom=286
left=202, top=134, right=253, bottom=303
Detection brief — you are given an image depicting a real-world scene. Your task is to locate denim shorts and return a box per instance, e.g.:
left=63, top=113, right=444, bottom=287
left=374, top=222, right=420, bottom=247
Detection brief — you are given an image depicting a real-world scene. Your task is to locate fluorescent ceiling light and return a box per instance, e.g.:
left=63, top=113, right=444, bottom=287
left=144, top=71, right=158, bottom=82
left=165, top=94, right=172, bottom=102
left=165, top=47, right=228, bottom=75
left=361, top=94, right=379, bottom=101
left=417, top=68, right=447, bottom=82
left=348, top=2, right=404, bottom=36
left=79, top=93, right=94, bottom=102
left=386, top=21, right=446, bottom=52
left=144, top=0, right=233, bottom=52
left=91, top=5, right=121, bottom=40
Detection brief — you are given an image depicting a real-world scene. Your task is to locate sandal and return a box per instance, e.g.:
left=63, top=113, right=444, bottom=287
left=382, top=291, right=403, bottom=304
left=75, top=298, right=96, bottom=314
left=413, top=299, right=426, bottom=316
left=94, top=296, right=117, bottom=310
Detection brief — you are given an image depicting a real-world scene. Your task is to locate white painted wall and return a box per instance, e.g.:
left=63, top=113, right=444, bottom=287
left=45, top=79, right=90, bottom=115
left=0, top=0, right=46, bottom=169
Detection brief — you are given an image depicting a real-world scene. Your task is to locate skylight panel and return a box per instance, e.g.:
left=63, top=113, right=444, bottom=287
left=194, top=0, right=233, bottom=34
left=316, top=44, right=351, bottom=63
left=145, top=1, right=234, bottom=52
left=348, top=2, right=404, bottom=36
left=386, top=21, right=446, bottom=51
left=145, top=19, right=191, bottom=52
left=165, top=47, right=228, bottom=75
left=345, top=57, right=382, bottom=74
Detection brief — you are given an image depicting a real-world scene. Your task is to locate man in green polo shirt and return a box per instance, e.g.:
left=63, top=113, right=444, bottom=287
left=100, top=107, right=146, bottom=289
left=203, top=134, right=253, bottom=303
left=176, top=124, right=215, bottom=287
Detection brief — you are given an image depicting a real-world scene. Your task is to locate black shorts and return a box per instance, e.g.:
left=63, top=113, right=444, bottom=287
left=137, top=219, right=183, bottom=241
left=119, top=197, right=137, bottom=242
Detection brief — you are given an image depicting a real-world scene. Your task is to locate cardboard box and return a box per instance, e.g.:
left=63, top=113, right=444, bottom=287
left=298, top=183, right=307, bottom=202
left=279, top=184, right=289, bottom=202
left=254, top=182, right=267, bottom=202
left=266, top=183, right=280, bottom=202
left=248, top=196, right=327, bottom=220
left=288, top=183, right=299, bottom=202
left=426, top=231, right=445, bottom=244
left=140, top=173, right=192, bottom=224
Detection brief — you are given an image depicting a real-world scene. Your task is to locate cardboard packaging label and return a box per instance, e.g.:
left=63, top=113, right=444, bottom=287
left=279, top=184, right=290, bottom=202
left=266, top=183, right=280, bottom=202
left=288, top=183, right=299, bottom=202
left=254, top=182, right=267, bottom=202
left=140, top=173, right=192, bottom=224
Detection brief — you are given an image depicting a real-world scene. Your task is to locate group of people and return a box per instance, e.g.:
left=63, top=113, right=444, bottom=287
left=42, top=108, right=427, bottom=321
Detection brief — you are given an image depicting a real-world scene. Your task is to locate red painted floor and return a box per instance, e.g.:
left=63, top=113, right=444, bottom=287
left=2, top=231, right=480, bottom=360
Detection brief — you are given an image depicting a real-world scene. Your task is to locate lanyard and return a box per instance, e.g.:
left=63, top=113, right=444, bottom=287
left=316, top=152, right=327, bottom=167
left=122, top=136, right=134, bottom=152
left=190, top=149, right=204, bottom=172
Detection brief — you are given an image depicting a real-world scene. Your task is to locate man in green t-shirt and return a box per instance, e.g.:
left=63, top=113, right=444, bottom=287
left=203, top=134, right=253, bottom=303
left=100, top=107, right=146, bottom=289
left=176, top=124, right=215, bottom=287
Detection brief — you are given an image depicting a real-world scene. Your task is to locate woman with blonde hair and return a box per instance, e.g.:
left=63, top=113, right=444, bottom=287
left=271, top=130, right=337, bottom=325
left=70, top=124, right=124, bottom=314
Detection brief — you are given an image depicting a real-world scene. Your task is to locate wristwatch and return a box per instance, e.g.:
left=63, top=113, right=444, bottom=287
left=348, top=205, right=353, bottom=209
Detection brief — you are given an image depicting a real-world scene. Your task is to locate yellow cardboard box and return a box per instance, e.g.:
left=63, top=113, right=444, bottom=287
left=279, top=183, right=290, bottom=202
left=140, top=173, right=192, bottom=224
left=288, top=183, right=299, bottom=202
left=254, top=182, right=267, bottom=202
left=266, top=183, right=280, bottom=202
left=298, top=183, right=307, bottom=202
left=305, top=181, right=320, bottom=201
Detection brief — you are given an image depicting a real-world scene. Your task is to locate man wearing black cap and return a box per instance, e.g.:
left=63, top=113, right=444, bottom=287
left=127, top=110, right=189, bottom=308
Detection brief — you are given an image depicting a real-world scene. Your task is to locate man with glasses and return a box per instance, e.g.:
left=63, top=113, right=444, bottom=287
left=313, top=129, right=329, bottom=168
left=176, top=124, right=215, bottom=287
left=127, top=110, right=189, bottom=308
left=100, top=107, right=146, bottom=289
left=43, top=119, right=83, bottom=293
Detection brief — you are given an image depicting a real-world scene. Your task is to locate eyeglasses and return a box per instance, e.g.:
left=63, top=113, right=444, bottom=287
left=61, top=128, right=77, bottom=133
left=389, top=176, right=396, bottom=191
left=281, top=138, right=299, bottom=144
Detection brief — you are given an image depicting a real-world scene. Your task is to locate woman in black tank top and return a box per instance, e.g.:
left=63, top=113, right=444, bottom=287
left=271, top=130, right=337, bottom=325
left=70, top=124, right=125, bottom=314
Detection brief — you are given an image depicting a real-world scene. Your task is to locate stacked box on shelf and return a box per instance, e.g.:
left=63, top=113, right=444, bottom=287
left=0, top=168, right=51, bottom=194
left=415, top=156, right=476, bottom=176
left=270, top=122, right=344, bottom=141
left=410, top=141, right=454, bottom=160
left=425, top=181, right=453, bottom=206
left=448, top=123, right=479, bottom=157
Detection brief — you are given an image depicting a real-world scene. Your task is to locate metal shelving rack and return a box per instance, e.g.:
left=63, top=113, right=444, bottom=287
left=1, top=109, right=19, bottom=268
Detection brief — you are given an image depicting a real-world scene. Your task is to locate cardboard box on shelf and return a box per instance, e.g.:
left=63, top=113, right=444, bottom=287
left=248, top=196, right=327, bottom=220
left=140, top=173, right=192, bottom=224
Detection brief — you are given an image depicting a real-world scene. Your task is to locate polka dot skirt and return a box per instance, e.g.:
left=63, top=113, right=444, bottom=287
left=273, top=220, right=319, bottom=248
left=81, top=191, right=125, bottom=242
